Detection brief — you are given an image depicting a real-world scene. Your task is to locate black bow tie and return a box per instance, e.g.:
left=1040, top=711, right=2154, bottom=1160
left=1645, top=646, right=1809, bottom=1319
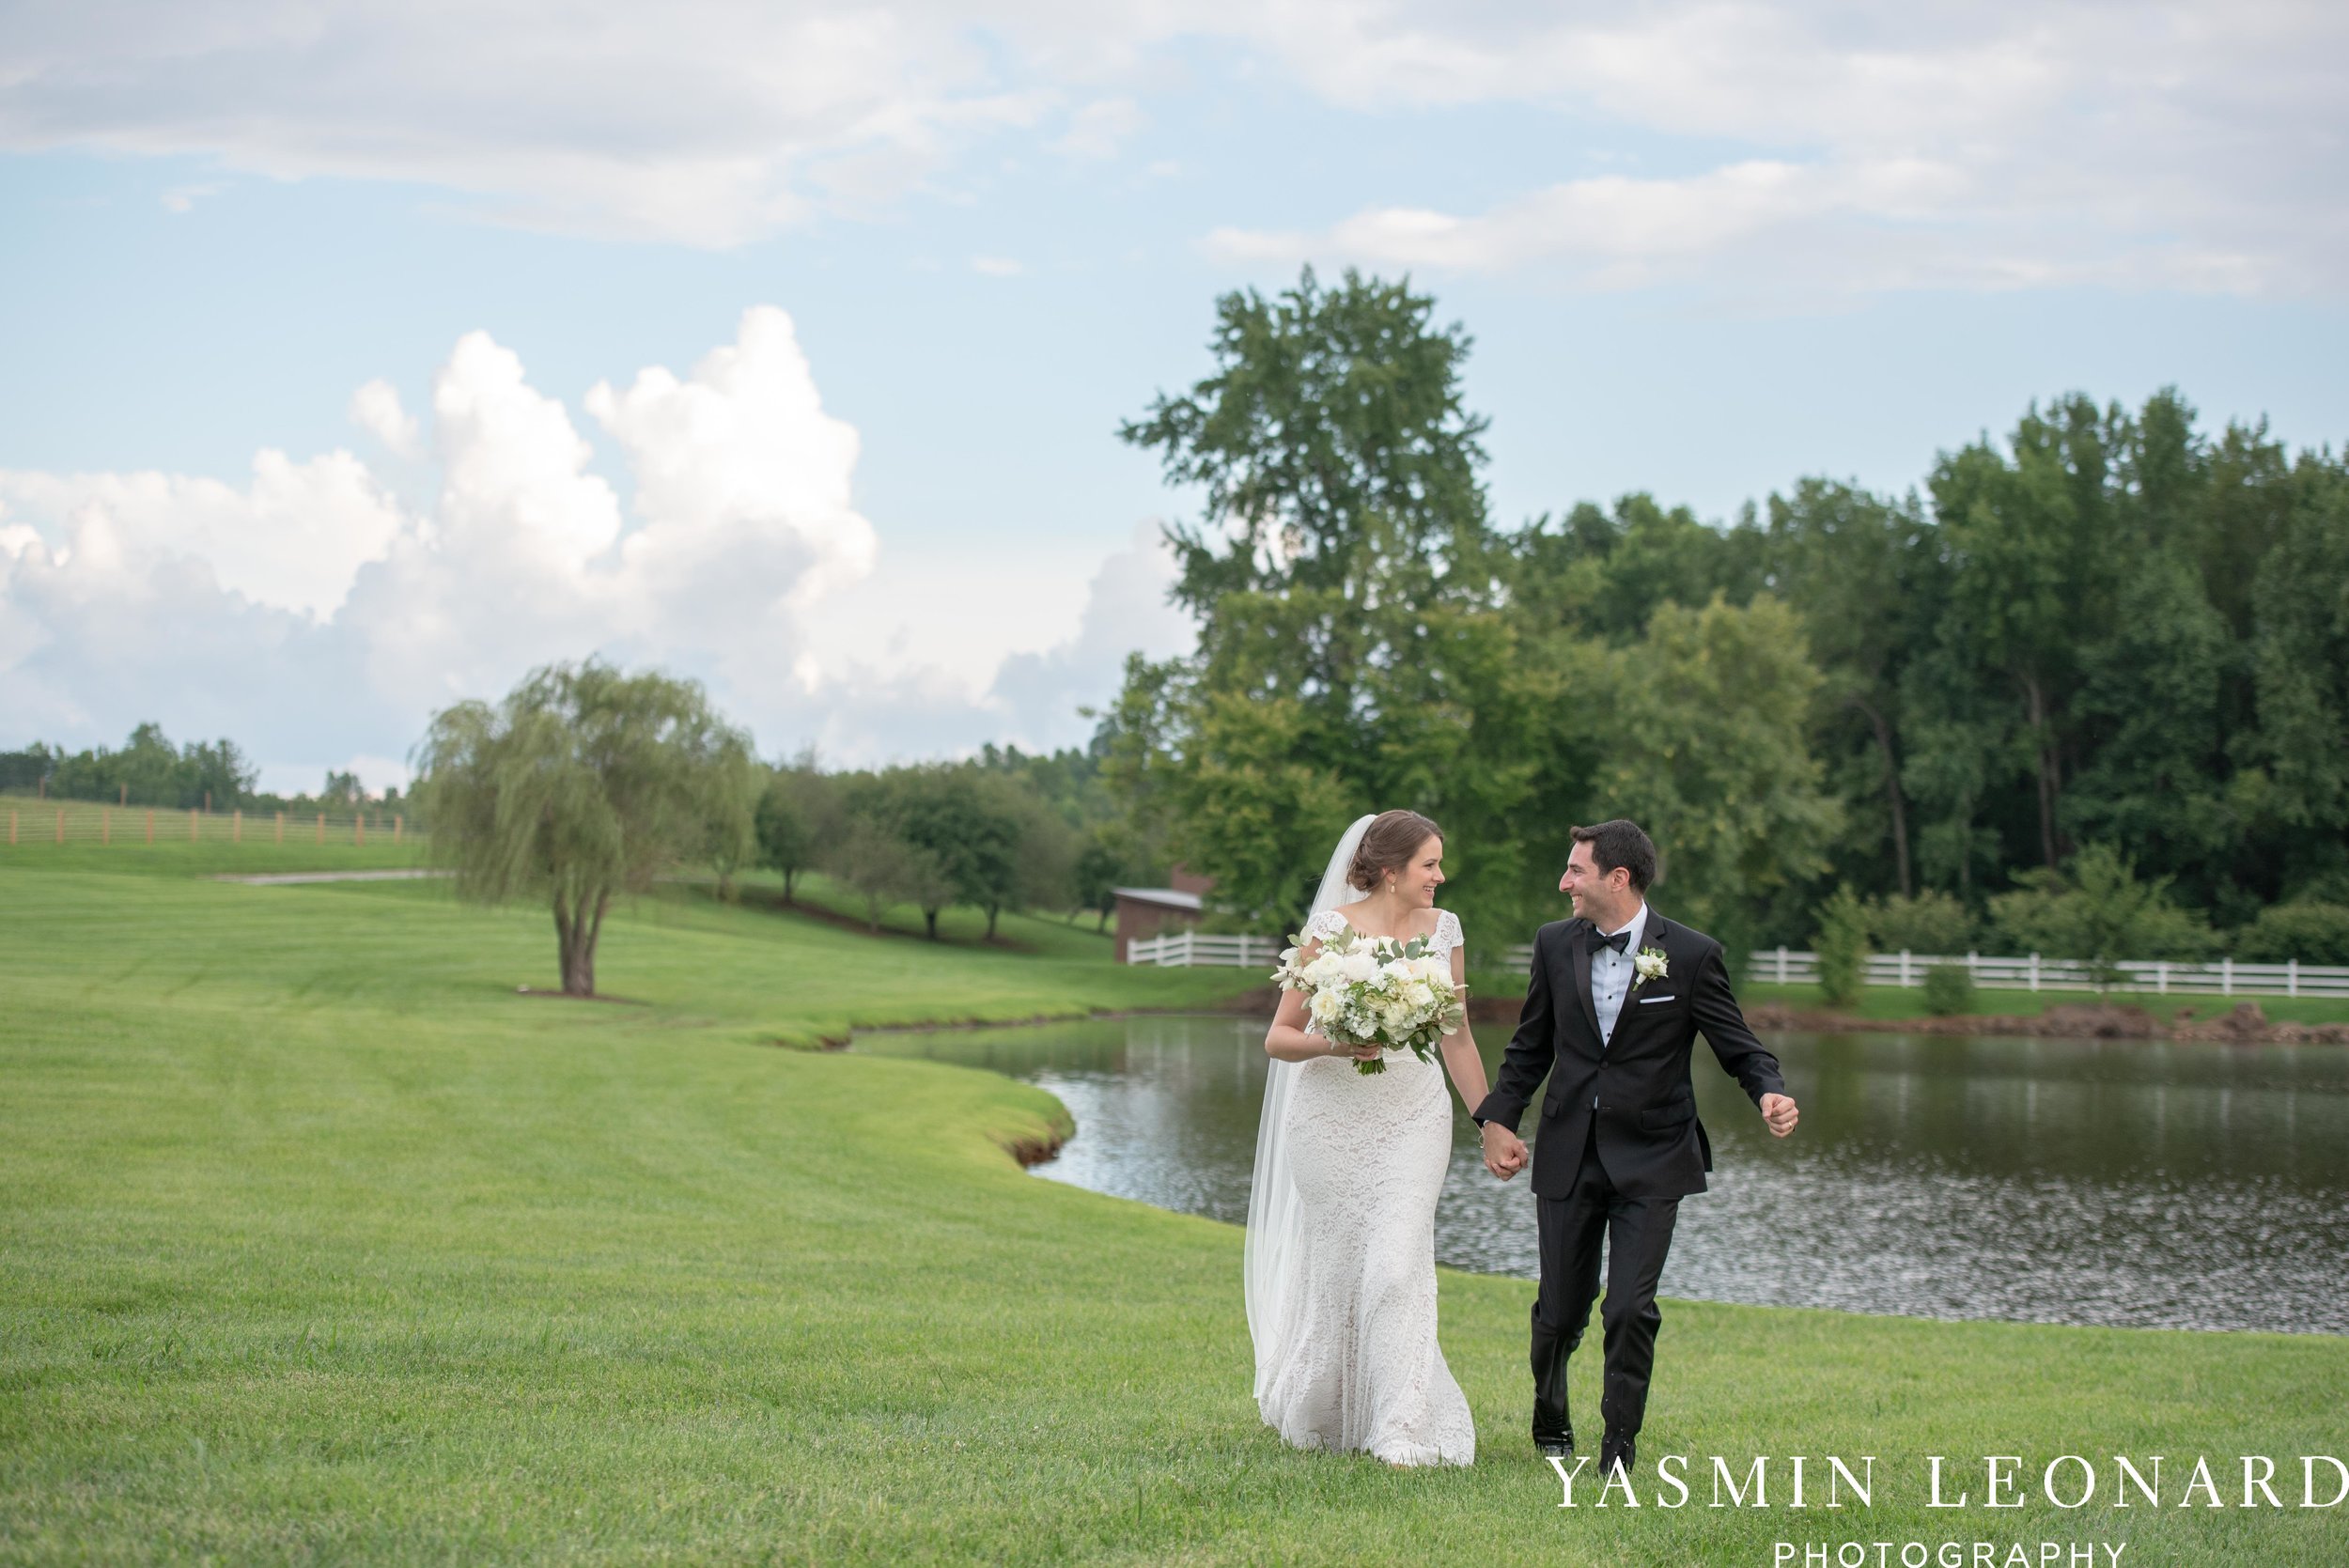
left=1594, top=928, right=1632, bottom=955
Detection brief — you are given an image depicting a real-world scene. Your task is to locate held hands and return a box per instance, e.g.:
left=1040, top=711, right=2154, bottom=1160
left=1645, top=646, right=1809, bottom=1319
left=1481, top=1122, right=1529, bottom=1181
left=1330, top=1039, right=1383, bottom=1063
left=1759, top=1092, right=1799, bottom=1138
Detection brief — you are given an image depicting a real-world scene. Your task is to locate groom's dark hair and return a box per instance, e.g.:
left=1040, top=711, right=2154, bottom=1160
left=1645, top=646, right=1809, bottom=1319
left=1571, top=819, right=1657, bottom=892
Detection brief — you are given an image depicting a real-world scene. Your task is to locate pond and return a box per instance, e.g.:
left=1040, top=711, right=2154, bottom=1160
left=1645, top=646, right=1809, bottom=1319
left=859, top=1014, right=2349, bottom=1335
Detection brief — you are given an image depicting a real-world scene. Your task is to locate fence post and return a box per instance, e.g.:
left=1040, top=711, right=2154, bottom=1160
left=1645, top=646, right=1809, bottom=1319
left=2221, top=955, right=2232, bottom=996
left=394, top=815, right=403, bottom=845
left=146, top=810, right=154, bottom=845
left=315, top=813, right=324, bottom=846
left=1899, top=950, right=1912, bottom=987
left=275, top=812, right=284, bottom=845
left=355, top=815, right=366, bottom=846
left=2029, top=953, right=2040, bottom=992
left=1776, top=946, right=1788, bottom=984
left=2289, top=959, right=2299, bottom=999
left=2156, top=961, right=2168, bottom=994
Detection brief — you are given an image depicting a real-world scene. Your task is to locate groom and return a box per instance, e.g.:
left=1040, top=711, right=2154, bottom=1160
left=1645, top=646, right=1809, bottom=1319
left=1473, top=819, right=1799, bottom=1476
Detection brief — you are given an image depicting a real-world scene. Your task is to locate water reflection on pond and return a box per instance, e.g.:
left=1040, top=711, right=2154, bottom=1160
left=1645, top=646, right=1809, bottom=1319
left=858, top=1014, right=2349, bottom=1334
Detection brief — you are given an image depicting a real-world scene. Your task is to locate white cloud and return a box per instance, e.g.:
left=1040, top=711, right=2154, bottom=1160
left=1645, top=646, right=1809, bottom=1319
left=349, top=380, right=421, bottom=461
left=429, top=333, right=626, bottom=569
left=4, top=3, right=2339, bottom=289
left=983, top=519, right=1194, bottom=751
left=0, top=511, right=332, bottom=749
left=0, top=305, right=1174, bottom=774
left=1051, top=97, right=1144, bottom=161
left=0, top=450, right=409, bottom=621
left=797, top=539, right=1095, bottom=702
left=0, top=3, right=1030, bottom=248
left=1206, top=156, right=1999, bottom=291
left=1201, top=3, right=2349, bottom=294
left=970, top=255, right=1026, bottom=276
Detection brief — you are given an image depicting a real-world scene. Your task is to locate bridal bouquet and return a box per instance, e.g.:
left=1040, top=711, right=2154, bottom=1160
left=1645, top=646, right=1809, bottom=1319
left=1271, top=922, right=1468, bottom=1076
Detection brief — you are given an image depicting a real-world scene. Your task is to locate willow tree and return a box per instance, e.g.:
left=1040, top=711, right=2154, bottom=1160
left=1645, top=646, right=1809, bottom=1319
left=414, top=660, right=755, bottom=996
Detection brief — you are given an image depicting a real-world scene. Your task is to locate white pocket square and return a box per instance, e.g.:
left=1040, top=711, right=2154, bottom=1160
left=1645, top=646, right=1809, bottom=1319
left=1638, top=993, right=1676, bottom=1004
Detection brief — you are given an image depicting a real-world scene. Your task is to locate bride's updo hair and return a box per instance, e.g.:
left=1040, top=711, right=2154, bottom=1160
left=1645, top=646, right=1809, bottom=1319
left=1346, top=809, right=1444, bottom=892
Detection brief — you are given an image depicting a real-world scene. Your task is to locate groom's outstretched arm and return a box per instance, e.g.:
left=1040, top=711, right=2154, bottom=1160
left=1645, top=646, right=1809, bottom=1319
left=1692, top=940, right=1788, bottom=1106
left=1472, top=924, right=1558, bottom=1132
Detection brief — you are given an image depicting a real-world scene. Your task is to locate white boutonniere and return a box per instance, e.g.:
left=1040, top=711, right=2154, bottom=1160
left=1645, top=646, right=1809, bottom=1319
left=1633, top=946, right=1669, bottom=984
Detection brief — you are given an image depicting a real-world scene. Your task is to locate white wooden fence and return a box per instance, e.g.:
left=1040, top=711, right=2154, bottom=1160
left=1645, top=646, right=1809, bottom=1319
left=1737, top=948, right=2349, bottom=999
left=1128, top=929, right=2349, bottom=1000
left=1126, top=931, right=1287, bottom=970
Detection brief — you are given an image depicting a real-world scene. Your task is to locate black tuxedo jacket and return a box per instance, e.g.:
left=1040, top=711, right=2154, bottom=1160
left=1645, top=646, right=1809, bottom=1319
left=1471, top=911, right=1784, bottom=1200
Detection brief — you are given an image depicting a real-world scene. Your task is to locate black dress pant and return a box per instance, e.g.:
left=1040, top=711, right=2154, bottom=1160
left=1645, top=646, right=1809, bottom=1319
left=1530, top=1119, right=1680, bottom=1443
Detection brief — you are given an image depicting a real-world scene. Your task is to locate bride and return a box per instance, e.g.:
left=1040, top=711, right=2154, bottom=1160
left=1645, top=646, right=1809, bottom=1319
left=1247, top=809, right=1506, bottom=1467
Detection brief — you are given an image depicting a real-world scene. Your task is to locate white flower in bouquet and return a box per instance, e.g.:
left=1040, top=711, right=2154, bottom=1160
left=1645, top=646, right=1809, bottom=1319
left=1269, top=920, right=1470, bottom=1076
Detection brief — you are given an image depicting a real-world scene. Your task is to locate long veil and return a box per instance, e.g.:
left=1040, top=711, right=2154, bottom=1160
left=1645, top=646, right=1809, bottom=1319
left=1244, top=812, right=1376, bottom=1399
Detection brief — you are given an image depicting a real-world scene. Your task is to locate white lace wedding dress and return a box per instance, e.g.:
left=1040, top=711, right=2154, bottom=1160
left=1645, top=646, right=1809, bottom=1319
left=1252, top=905, right=1476, bottom=1467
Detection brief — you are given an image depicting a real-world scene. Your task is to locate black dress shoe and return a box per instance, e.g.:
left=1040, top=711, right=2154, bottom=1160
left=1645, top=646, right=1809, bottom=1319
left=1598, top=1434, right=1637, bottom=1475
left=1533, top=1433, right=1575, bottom=1461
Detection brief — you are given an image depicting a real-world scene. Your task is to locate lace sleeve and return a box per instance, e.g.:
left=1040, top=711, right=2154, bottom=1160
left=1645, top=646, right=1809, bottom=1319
left=1303, top=908, right=1349, bottom=946
left=1433, top=908, right=1464, bottom=958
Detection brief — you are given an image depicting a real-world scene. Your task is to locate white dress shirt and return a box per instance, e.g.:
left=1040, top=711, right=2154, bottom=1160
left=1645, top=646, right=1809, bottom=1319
left=1590, top=902, right=1650, bottom=1049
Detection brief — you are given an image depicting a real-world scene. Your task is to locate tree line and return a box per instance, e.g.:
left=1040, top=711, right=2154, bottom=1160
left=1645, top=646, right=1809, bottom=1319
left=1100, top=267, right=2349, bottom=967
left=753, top=742, right=1140, bottom=939
left=406, top=661, right=1149, bottom=995
left=0, top=723, right=408, bottom=816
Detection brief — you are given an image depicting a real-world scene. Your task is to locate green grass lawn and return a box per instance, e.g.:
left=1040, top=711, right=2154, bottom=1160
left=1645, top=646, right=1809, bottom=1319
left=3, top=854, right=2344, bottom=1564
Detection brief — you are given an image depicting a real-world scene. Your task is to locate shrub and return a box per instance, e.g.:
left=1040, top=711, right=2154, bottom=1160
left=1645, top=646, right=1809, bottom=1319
left=2234, top=903, right=2349, bottom=966
left=1921, top=963, right=1976, bottom=1017
left=1813, top=885, right=1870, bottom=1009
left=1987, top=844, right=2212, bottom=994
left=1865, top=890, right=1975, bottom=955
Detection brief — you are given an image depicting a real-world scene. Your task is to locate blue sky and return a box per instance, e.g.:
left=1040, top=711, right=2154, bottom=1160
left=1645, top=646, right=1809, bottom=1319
left=3, top=3, right=2343, bottom=792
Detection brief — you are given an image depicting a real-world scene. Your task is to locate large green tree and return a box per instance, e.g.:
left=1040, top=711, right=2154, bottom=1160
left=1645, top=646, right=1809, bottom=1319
left=1765, top=480, right=1939, bottom=897
left=1579, top=594, right=1842, bottom=960
left=413, top=660, right=755, bottom=996
left=863, top=766, right=1027, bottom=940
left=1930, top=395, right=2130, bottom=871
left=1121, top=265, right=1493, bottom=627
left=2248, top=454, right=2349, bottom=899
left=1107, top=267, right=1548, bottom=935
left=754, top=752, right=838, bottom=903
